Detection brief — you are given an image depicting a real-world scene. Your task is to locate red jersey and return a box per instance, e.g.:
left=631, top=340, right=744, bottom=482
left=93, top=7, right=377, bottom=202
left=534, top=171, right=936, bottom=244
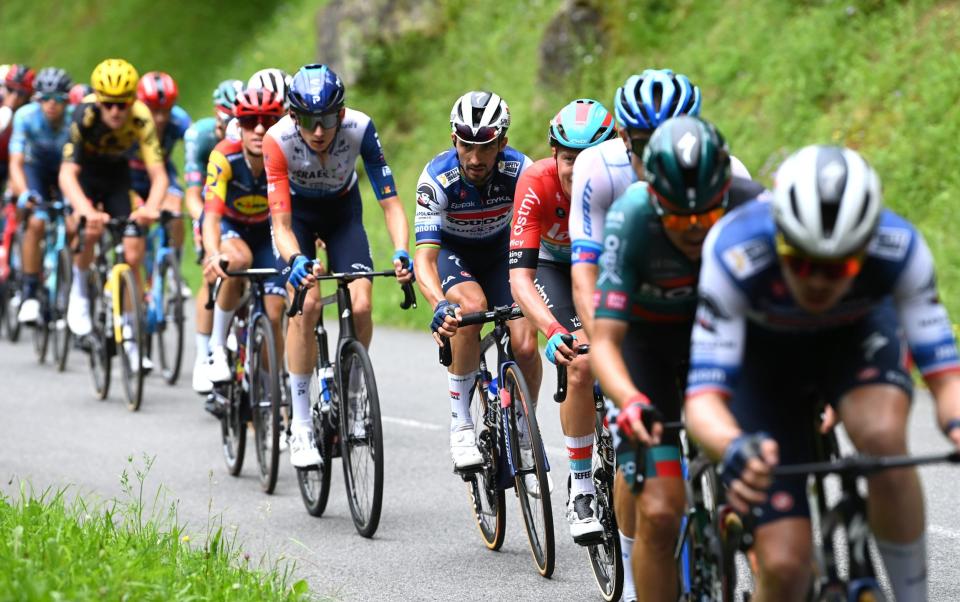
left=509, top=158, right=571, bottom=268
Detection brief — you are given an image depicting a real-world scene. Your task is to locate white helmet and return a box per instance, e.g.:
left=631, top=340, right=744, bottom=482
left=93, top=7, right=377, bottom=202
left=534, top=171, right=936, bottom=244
left=450, top=90, right=510, bottom=144
left=248, top=68, right=290, bottom=107
left=773, top=145, right=882, bottom=258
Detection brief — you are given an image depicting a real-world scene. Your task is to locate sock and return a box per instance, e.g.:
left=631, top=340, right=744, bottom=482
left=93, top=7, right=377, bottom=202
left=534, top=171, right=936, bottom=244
left=566, top=434, right=596, bottom=497
left=619, top=530, right=637, bottom=602
left=195, top=333, right=211, bottom=360
left=876, top=534, right=927, bottom=602
left=290, top=373, right=312, bottom=431
left=448, top=372, right=475, bottom=431
left=210, top=306, right=235, bottom=348
left=22, top=273, right=39, bottom=299
left=71, top=267, right=88, bottom=299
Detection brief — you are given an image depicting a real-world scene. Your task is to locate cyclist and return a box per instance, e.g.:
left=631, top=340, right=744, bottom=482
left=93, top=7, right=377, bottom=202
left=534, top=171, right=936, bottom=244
left=1, top=65, right=37, bottom=188
left=61, top=58, right=167, bottom=373
left=508, top=98, right=617, bottom=541
left=7, top=67, right=74, bottom=325
left=68, top=83, right=93, bottom=106
left=247, top=68, right=290, bottom=108
left=590, top=116, right=764, bottom=602
left=202, top=88, right=286, bottom=386
left=187, top=78, right=243, bottom=394
left=684, top=145, right=960, bottom=602
left=414, top=90, right=541, bottom=472
left=265, top=63, right=412, bottom=468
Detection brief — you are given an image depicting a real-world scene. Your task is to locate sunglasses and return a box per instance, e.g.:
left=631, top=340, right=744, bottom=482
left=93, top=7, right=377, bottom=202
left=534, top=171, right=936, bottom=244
left=38, top=93, right=68, bottom=103
left=453, top=123, right=501, bottom=145
left=775, top=233, right=864, bottom=280
left=294, top=110, right=340, bottom=131
left=238, top=115, right=281, bottom=130
left=659, top=205, right=726, bottom=232
left=626, top=131, right=652, bottom=156
left=101, top=100, right=131, bottom=112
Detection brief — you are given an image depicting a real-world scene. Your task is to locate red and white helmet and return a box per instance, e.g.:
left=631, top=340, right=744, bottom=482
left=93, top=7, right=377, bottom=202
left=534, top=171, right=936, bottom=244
left=137, top=71, right=179, bottom=110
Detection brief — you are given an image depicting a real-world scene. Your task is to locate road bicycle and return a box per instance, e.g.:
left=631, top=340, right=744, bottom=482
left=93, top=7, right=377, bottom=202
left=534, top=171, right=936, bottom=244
left=439, top=304, right=555, bottom=577
left=28, top=200, right=73, bottom=371
left=290, top=261, right=416, bottom=538
left=143, top=210, right=184, bottom=385
left=0, top=194, right=23, bottom=342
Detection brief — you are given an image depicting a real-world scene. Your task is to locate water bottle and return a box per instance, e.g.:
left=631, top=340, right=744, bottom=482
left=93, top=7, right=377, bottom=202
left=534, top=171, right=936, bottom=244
left=318, top=364, right=334, bottom=413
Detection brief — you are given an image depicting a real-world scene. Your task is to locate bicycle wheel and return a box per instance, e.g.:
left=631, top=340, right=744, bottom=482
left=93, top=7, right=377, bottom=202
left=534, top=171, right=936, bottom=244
left=465, top=333, right=506, bottom=550
left=684, top=456, right=737, bottom=602
left=249, top=313, right=282, bottom=494
left=338, top=339, right=384, bottom=538
left=587, top=425, right=623, bottom=601
left=5, top=232, right=23, bottom=342
left=117, top=268, right=146, bottom=411
left=220, top=381, right=247, bottom=476
left=32, top=283, right=50, bottom=364
left=87, top=269, right=111, bottom=400
left=297, top=377, right=334, bottom=517
left=53, top=246, right=72, bottom=372
left=155, top=253, right=184, bottom=385
left=504, top=363, right=555, bottom=577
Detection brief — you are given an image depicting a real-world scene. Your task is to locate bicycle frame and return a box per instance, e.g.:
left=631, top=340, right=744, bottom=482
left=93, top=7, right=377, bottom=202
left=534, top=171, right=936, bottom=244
left=40, top=203, right=69, bottom=308
left=145, top=215, right=176, bottom=332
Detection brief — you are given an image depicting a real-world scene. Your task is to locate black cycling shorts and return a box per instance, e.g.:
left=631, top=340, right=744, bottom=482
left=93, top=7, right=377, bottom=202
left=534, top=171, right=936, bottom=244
left=437, top=237, right=513, bottom=308
left=534, top=259, right=581, bottom=332
left=290, top=184, right=374, bottom=277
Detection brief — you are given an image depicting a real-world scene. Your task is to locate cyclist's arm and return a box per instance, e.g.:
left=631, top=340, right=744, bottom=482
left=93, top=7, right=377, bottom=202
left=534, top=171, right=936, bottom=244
left=569, top=149, right=612, bottom=336
left=58, top=162, right=94, bottom=216
left=359, top=119, right=409, bottom=254
left=271, top=211, right=299, bottom=264
left=571, top=263, right=598, bottom=336
left=8, top=152, right=27, bottom=197
left=508, top=174, right=555, bottom=335
left=184, top=186, right=203, bottom=221
left=7, top=111, right=29, bottom=196
left=136, top=106, right=168, bottom=212
left=201, top=150, right=230, bottom=259
left=379, top=195, right=410, bottom=254
left=182, top=124, right=206, bottom=220
left=591, top=317, right=640, bottom=407
left=413, top=245, right=444, bottom=308
left=143, top=162, right=169, bottom=212
left=412, top=170, right=446, bottom=306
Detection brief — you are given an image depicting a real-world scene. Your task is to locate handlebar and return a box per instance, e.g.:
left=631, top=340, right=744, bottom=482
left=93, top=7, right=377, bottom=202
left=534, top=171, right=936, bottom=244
left=438, top=305, right=524, bottom=367
left=286, top=258, right=417, bottom=318
left=204, top=258, right=280, bottom=309
left=773, top=450, right=960, bottom=479
left=554, top=334, right=590, bottom=403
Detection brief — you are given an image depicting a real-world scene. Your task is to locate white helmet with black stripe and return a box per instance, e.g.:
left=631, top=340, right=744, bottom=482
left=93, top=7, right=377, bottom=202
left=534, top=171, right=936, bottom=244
left=248, top=68, right=291, bottom=108
left=449, top=90, right=510, bottom=144
left=773, top=145, right=882, bottom=258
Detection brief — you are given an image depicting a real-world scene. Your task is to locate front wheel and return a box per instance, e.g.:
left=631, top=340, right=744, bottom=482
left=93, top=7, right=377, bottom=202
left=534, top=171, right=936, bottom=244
left=117, top=268, right=145, bottom=411
left=87, top=269, right=111, bottom=400
left=155, top=253, right=184, bottom=385
left=338, top=339, right=384, bottom=538
left=52, top=246, right=73, bottom=372
left=587, top=427, right=623, bottom=601
left=250, top=313, right=282, bottom=494
left=297, top=387, right=334, bottom=517
left=32, top=286, right=50, bottom=364
left=5, top=232, right=23, bottom=342
left=220, top=382, right=247, bottom=476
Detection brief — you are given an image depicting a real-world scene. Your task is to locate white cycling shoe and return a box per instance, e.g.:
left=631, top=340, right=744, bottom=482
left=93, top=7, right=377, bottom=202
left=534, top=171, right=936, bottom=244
left=520, top=447, right=554, bottom=498
left=192, top=355, right=213, bottom=394
left=67, top=296, right=92, bottom=337
left=205, top=345, right=232, bottom=383
left=566, top=493, right=603, bottom=544
left=450, top=428, right=484, bottom=470
left=289, top=429, right=322, bottom=468
left=17, top=298, right=39, bottom=324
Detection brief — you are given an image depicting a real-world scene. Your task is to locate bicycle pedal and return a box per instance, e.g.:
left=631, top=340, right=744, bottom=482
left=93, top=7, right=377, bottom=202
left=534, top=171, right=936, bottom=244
left=572, top=531, right=605, bottom=546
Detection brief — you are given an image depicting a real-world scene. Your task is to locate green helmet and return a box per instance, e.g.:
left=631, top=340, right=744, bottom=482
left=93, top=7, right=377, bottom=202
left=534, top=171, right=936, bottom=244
left=212, top=79, right=243, bottom=115
left=642, top=115, right=732, bottom=215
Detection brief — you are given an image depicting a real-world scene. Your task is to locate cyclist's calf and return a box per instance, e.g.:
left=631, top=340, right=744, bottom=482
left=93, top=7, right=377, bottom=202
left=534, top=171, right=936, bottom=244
left=753, top=518, right=814, bottom=602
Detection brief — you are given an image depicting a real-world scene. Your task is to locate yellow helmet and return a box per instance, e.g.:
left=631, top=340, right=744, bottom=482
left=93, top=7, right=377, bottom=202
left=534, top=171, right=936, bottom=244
left=91, top=58, right=139, bottom=101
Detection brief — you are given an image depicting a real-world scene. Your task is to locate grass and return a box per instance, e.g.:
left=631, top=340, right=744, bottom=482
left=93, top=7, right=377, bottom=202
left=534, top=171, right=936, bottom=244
left=3, top=0, right=960, bottom=328
left=0, top=455, right=311, bottom=601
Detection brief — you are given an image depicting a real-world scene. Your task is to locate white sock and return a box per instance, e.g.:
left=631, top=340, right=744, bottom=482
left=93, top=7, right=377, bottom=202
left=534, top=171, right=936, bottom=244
left=877, top=534, right=927, bottom=602
left=195, top=333, right=210, bottom=360
left=290, top=373, right=312, bottom=431
left=566, top=434, right=596, bottom=497
left=619, top=530, right=637, bottom=602
left=448, top=372, right=475, bottom=431
left=71, top=267, right=88, bottom=299
left=210, top=306, right=235, bottom=348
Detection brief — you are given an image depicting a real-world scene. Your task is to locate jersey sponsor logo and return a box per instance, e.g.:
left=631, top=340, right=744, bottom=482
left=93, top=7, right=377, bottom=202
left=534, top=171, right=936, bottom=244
left=231, top=194, right=269, bottom=215
left=381, top=165, right=392, bottom=177
left=722, top=238, right=772, bottom=279
left=861, top=332, right=888, bottom=361
left=688, top=367, right=728, bottom=385
left=867, top=227, right=910, bottom=261
left=436, top=167, right=460, bottom=187
left=639, top=281, right=695, bottom=300
left=581, top=180, right=594, bottom=236
left=544, top=222, right=569, bottom=242
left=498, top=160, right=521, bottom=177
left=414, top=224, right=438, bottom=234
left=695, top=293, right=729, bottom=333
left=597, top=234, right=622, bottom=286
left=513, top=188, right=540, bottom=235
left=441, top=275, right=456, bottom=287
left=605, top=291, right=627, bottom=311
left=416, top=183, right=437, bottom=209
left=381, top=184, right=394, bottom=196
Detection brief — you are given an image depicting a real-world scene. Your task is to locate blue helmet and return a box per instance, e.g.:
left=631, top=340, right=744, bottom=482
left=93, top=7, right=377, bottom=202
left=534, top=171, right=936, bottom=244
left=614, top=69, right=701, bottom=131
left=548, top=98, right=617, bottom=150
left=288, top=63, right=345, bottom=114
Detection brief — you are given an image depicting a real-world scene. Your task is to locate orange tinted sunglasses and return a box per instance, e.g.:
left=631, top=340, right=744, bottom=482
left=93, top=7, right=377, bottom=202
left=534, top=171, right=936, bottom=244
left=775, top=233, right=864, bottom=280
left=659, top=205, right=726, bottom=232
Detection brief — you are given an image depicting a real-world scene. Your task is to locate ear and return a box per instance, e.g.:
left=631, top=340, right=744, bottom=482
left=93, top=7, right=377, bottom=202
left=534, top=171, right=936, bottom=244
left=450, top=132, right=457, bottom=147
left=338, top=107, right=346, bottom=119
left=499, top=135, right=508, bottom=151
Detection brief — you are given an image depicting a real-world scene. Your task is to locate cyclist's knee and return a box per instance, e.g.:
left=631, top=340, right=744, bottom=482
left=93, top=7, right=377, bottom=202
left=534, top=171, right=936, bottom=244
left=352, top=295, right=371, bottom=319
left=568, top=355, right=592, bottom=390
left=511, top=332, right=538, bottom=365
left=26, top=216, right=45, bottom=235
left=755, top=542, right=812, bottom=599
left=637, top=487, right=684, bottom=547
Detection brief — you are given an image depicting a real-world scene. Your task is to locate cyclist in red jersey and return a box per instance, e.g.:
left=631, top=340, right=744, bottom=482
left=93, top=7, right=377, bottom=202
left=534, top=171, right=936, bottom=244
left=509, top=99, right=617, bottom=543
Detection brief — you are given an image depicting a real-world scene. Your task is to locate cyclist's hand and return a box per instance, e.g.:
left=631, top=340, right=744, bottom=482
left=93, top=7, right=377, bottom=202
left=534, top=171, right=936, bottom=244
left=819, top=404, right=838, bottom=434
left=130, top=205, right=158, bottom=227
left=84, top=208, right=109, bottom=228
left=203, top=253, right=228, bottom=282
left=191, top=219, right=203, bottom=250
left=287, top=254, right=315, bottom=289
left=430, top=300, right=460, bottom=345
left=545, top=326, right=575, bottom=365
left=393, top=249, right=414, bottom=284
left=944, top=418, right=960, bottom=450
left=615, top=394, right=662, bottom=446
left=719, top=432, right=778, bottom=514
left=16, top=190, right=40, bottom=210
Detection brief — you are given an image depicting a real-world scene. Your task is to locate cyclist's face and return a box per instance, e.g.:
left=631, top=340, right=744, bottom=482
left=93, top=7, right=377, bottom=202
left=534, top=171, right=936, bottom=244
left=453, top=135, right=506, bottom=185
left=40, top=97, right=66, bottom=121
left=240, top=120, right=267, bottom=156
left=98, top=100, right=131, bottom=129
left=214, top=109, right=230, bottom=139
left=781, top=260, right=855, bottom=313
left=295, top=108, right=343, bottom=154
left=150, top=107, right=171, bottom=132
left=662, top=222, right=711, bottom=260
left=620, top=128, right=652, bottom=179
left=552, top=146, right=580, bottom=197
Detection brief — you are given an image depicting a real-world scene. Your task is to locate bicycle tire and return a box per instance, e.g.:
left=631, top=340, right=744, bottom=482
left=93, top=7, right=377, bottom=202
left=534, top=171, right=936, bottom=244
left=87, top=269, right=111, bottom=400
left=117, top=268, right=146, bottom=411
left=32, top=282, right=50, bottom=364
left=338, top=339, right=384, bottom=538
left=684, top=456, right=737, bottom=602
left=156, top=253, right=184, bottom=385
left=53, top=246, right=72, bottom=372
left=297, top=390, right=334, bottom=517
left=587, top=425, right=623, bottom=601
left=5, top=232, right=23, bottom=342
left=466, top=333, right=506, bottom=551
left=504, top=363, right=555, bottom=578
left=220, top=381, right=247, bottom=476
left=250, top=313, right=282, bottom=494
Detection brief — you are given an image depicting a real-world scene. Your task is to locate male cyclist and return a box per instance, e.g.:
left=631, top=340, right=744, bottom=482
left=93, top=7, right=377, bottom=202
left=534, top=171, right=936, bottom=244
left=590, top=116, right=764, bottom=602
left=247, top=68, right=290, bottom=108
left=7, top=67, right=74, bottom=325
left=60, top=58, right=167, bottom=372
left=202, top=89, right=286, bottom=388
left=68, top=83, right=93, bottom=106
left=265, top=63, right=412, bottom=468
left=685, top=145, right=960, bottom=602
left=508, top=98, right=616, bottom=541
left=1, top=65, right=36, bottom=188
left=187, top=78, right=243, bottom=394
left=414, top=90, right=540, bottom=472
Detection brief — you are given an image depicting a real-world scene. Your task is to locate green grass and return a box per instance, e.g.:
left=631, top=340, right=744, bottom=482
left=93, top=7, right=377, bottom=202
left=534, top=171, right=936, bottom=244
left=4, top=0, right=960, bottom=328
left=0, top=456, right=311, bottom=601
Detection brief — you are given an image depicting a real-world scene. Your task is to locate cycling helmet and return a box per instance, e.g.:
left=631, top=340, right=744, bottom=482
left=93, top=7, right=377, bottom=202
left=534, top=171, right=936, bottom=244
left=287, top=64, right=345, bottom=114
left=91, top=58, right=139, bottom=101
left=212, top=79, right=243, bottom=115
left=137, top=71, right=178, bottom=110
left=548, top=98, right=617, bottom=150
left=773, top=145, right=882, bottom=258
left=5, top=64, right=36, bottom=94
left=247, top=68, right=290, bottom=107
left=34, top=67, right=73, bottom=96
left=643, top=116, right=732, bottom=214
left=234, top=88, right=285, bottom=117
left=69, top=83, right=93, bottom=105
left=614, top=69, right=701, bottom=131
left=450, top=91, right=510, bottom=144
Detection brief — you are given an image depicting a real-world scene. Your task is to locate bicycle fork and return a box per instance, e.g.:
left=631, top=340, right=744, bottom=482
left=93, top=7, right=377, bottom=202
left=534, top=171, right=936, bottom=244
left=106, top=263, right=131, bottom=344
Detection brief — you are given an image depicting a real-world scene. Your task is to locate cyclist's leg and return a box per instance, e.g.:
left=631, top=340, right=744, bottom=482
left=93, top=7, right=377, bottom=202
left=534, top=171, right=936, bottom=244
left=66, top=172, right=105, bottom=336
left=210, top=227, right=254, bottom=346
left=18, top=162, right=54, bottom=320
left=161, top=163, right=185, bottom=252
left=490, top=251, right=541, bottom=399
left=193, top=211, right=213, bottom=391
left=613, top=470, right=638, bottom=601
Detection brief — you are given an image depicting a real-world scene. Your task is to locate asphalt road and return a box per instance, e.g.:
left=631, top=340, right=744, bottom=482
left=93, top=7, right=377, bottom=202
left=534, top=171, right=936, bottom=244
left=1, top=306, right=959, bottom=601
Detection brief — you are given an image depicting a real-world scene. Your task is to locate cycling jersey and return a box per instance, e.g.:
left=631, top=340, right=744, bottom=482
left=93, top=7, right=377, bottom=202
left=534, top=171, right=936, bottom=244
left=9, top=102, right=74, bottom=168
left=414, top=147, right=532, bottom=248
left=508, top=158, right=571, bottom=266
left=203, top=138, right=268, bottom=225
left=62, top=100, right=163, bottom=169
left=263, top=108, right=397, bottom=211
left=687, top=198, right=960, bottom=399
left=568, top=138, right=750, bottom=265
left=183, top=117, right=220, bottom=189
left=128, top=104, right=190, bottom=169
left=594, top=176, right=765, bottom=324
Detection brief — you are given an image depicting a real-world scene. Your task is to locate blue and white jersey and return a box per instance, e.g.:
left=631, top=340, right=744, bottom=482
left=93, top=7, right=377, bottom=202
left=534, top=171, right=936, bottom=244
left=414, top=146, right=532, bottom=248
left=687, top=197, right=960, bottom=398
left=8, top=102, right=74, bottom=167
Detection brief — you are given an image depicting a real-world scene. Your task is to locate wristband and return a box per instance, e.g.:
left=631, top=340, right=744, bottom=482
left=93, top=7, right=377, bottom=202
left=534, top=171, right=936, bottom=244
left=546, top=321, right=567, bottom=340
left=624, top=392, right=652, bottom=409
left=287, top=252, right=304, bottom=267
left=945, top=418, right=960, bottom=437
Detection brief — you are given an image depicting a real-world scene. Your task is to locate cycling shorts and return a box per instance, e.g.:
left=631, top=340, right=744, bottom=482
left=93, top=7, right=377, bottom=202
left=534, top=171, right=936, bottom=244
left=729, top=301, right=912, bottom=526
left=79, top=163, right=142, bottom=237
left=534, top=260, right=581, bottom=333
left=131, top=160, right=183, bottom=201
left=24, top=161, right=61, bottom=222
left=289, top=184, right=374, bottom=277
left=219, top=218, right=286, bottom=298
left=438, top=236, right=512, bottom=309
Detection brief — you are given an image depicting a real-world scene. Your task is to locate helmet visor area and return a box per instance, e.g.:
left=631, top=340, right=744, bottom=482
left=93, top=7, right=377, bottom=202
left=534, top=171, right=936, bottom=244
left=294, top=110, right=339, bottom=131
left=453, top=123, right=500, bottom=145
left=775, top=233, right=865, bottom=280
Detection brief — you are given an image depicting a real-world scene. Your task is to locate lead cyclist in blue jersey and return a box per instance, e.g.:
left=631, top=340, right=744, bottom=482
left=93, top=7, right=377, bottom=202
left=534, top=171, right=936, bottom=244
left=684, top=146, right=960, bottom=602
left=7, top=67, right=74, bottom=325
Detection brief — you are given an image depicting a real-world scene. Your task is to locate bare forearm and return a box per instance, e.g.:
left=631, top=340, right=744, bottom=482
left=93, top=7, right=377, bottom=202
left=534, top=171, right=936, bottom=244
left=381, top=197, right=409, bottom=251
left=510, top=268, right=556, bottom=335
left=572, top=263, right=598, bottom=336
left=928, top=372, right=960, bottom=430
left=9, top=154, right=27, bottom=196
left=414, top=247, right=444, bottom=307
left=685, top=393, right=743, bottom=460
left=59, top=164, right=92, bottom=214
left=184, top=187, right=203, bottom=221
left=271, top=213, right=299, bottom=263
left=144, top=166, right=169, bottom=210
left=591, top=334, right=639, bottom=409
left=202, top=214, right=221, bottom=256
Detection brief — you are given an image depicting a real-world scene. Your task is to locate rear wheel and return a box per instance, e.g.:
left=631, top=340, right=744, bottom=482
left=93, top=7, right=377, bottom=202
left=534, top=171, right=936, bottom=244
left=587, top=425, right=623, bottom=601
left=220, top=381, right=247, bottom=476
left=87, top=269, right=111, bottom=400
left=32, top=281, right=50, bottom=364
left=53, top=246, right=72, bottom=372
left=155, top=253, right=184, bottom=384
left=117, top=269, right=145, bottom=411
left=250, top=314, right=282, bottom=494
left=5, top=232, right=23, bottom=342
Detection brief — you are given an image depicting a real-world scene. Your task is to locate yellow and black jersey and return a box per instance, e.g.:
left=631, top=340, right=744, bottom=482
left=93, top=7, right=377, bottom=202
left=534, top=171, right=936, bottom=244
left=62, top=100, right=163, bottom=168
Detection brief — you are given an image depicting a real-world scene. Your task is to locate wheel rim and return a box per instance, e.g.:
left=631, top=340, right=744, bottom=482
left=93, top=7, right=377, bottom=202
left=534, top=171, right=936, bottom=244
left=156, top=258, right=183, bottom=384
left=340, top=348, right=382, bottom=534
left=117, top=270, right=145, bottom=410
left=250, top=318, right=280, bottom=492
left=467, top=367, right=504, bottom=548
